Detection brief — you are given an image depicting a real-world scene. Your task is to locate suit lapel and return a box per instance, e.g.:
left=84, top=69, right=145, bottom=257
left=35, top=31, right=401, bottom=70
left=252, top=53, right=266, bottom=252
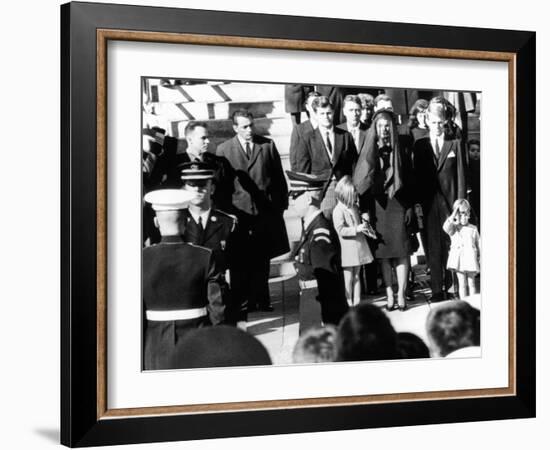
left=313, top=129, right=332, bottom=166
left=230, top=137, right=249, bottom=170
left=248, top=140, right=262, bottom=169
left=437, top=139, right=453, bottom=171
left=332, top=129, right=343, bottom=165
left=357, top=128, right=366, bottom=151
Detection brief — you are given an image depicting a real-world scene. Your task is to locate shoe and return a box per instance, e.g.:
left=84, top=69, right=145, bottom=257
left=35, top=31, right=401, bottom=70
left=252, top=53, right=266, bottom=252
left=257, top=304, right=274, bottom=312
left=398, top=304, right=408, bottom=312
left=384, top=304, right=397, bottom=312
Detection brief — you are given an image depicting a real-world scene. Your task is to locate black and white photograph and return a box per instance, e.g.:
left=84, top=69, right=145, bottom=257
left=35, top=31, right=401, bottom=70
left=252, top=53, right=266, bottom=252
left=141, top=78, right=482, bottom=370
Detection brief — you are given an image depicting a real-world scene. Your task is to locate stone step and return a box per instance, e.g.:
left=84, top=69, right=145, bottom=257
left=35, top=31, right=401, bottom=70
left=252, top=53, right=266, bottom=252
left=149, top=80, right=284, bottom=104
left=146, top=99, right=287, bottom=122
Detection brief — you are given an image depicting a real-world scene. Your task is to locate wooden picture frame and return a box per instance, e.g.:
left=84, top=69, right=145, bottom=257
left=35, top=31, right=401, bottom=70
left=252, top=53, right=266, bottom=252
left=61, top=1, right=535, bottom=446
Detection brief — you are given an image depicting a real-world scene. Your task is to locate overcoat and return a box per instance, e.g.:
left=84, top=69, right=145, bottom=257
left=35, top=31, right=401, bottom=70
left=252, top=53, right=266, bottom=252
left=216, top=135, right=290, bottom=258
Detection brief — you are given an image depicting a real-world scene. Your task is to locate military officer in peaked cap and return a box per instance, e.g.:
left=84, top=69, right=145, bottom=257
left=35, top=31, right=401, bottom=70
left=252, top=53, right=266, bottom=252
left=179, top=162, right=245, bottom=326
left=142, top=189, right=226, bottom=370
left=288, top=171, right=349, bottom=330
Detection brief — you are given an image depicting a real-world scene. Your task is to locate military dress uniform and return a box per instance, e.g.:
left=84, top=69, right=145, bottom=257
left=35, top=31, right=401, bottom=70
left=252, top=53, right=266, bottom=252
left=288, top=171, right=349, bottom=330
left=294, top=212, right=349, bottom=328
left=142, top=189, right=225, bottom=371
left=179, top=162, right=244, bottom=324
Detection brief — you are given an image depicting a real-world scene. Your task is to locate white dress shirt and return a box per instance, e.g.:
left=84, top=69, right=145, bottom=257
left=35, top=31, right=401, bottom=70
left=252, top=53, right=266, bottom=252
left=189, top=208, right=211, bottom=227
left=430, top=134, right=445, bottom=158
left=237, top=136, right=253, bottom=158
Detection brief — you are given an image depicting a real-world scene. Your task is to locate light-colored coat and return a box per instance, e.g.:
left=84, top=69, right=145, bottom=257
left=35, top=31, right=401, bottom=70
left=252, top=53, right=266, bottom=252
left=332, top=202, right=373, bottom=268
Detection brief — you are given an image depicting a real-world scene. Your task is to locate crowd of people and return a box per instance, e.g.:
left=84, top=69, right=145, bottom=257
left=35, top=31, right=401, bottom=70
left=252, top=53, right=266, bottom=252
left=141, top=83, right=482, bottom=370
left=292, top=300, right=480, bottom=364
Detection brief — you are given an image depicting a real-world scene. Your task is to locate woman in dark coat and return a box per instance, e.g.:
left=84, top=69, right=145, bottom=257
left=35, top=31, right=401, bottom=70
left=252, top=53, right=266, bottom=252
left=407, top=99, right=430, bottom=143
left=358, top=110, right=415, bottom=311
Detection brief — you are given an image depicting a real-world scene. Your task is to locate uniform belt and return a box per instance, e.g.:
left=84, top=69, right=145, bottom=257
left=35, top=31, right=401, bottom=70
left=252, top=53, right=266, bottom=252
left=299, top=279, right=318, bottom=290
left=146, top=307, right=207, bottom=321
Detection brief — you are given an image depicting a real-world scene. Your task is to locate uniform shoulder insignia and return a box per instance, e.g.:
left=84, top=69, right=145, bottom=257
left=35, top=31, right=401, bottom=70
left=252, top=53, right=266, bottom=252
left=313, top=228, right=331, bottom=236
left=313, top=236, right=331, bottom=244
left=213, top=209, right=232, bottom=219
left=214, top=210, right=238, bottom=231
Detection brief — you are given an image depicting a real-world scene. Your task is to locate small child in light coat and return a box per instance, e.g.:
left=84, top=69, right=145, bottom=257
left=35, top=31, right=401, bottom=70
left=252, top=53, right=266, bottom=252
left=443, top=199, right=480, bottom=299
left=332, top=176, right=374, bottom=306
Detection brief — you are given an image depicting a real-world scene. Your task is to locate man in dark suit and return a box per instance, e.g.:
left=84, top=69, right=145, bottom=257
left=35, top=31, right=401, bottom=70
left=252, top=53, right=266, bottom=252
left=337, top=94, right=368, bottom=155
left=179, top=162, right=243, bottom=326
left=216, top=109, right=289, bottom=313
left=289, top=91, right=320, bottom=171
left=338, top=94, right=376, bottom=294
left=413, top=99, right=467, bottom=301
left=294, top=95, right=357, bottom=217
left=179, top=121, right=234, bottom=211
left=288, top=171, right=349, bottom=328
left=316, top=85, right=346, bottom=125
left=142, top=189, right=226, bottom=370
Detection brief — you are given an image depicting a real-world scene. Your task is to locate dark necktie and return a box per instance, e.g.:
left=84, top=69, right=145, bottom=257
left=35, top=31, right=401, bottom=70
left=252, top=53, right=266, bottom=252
left=197, top=216, right=205, bottom=243
left=245, top=142, right=251, bottom=159
left=326, top=131, right=333, bottom=159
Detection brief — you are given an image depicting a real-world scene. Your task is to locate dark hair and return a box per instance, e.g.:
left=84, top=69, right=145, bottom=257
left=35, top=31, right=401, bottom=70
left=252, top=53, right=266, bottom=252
left=304, top=90, right=321, bottom=107
left=426, top=301, right=480, bottom=357
left=468, top=139, right=480, bottom=148
left=184, top=121, right=209, bottom=137
left=167, top=326, right=271, bottom=369
left=231, top=109, right=254, bottom=125
left=407, top=99, right=429, bottom=129
left=311, top=95, right=333, bottom=113
left=396, top=332, right=430, bottom=359
left=357, top=93, right=374, bottom=109
left=335, top=303, right=399, bottom=361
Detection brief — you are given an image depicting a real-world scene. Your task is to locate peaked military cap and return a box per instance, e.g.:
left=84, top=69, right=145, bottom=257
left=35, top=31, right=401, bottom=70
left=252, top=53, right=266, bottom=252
left=286, top=170, right=329, bottom=193
left=143, top=189, right=195, bottom=211
left=180, top=161, right=215, bottom=181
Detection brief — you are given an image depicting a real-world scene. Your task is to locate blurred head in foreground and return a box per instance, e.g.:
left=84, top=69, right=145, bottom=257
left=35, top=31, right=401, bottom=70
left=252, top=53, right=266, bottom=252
left=292, top=325, right=338, bottom=364
left=167, top=326, right=272, bottom=369
left=335, top=303, right=399, bottom=362
left=426, top=301, right=480, bottom=357
left=396, top=332, right=430, bottom=359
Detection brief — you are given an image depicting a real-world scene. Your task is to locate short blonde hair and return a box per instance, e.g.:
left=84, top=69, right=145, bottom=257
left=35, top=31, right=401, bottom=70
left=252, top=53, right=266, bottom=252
left=453, top=198, right=471, bottom=213
left=335, top=175, right=357, bottom=209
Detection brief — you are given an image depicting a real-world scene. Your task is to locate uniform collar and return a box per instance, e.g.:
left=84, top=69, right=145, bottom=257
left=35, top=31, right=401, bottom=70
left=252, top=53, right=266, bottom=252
left=160, top=235, right=185, bottom=244
left=188, top=208, right=211, bottom=225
